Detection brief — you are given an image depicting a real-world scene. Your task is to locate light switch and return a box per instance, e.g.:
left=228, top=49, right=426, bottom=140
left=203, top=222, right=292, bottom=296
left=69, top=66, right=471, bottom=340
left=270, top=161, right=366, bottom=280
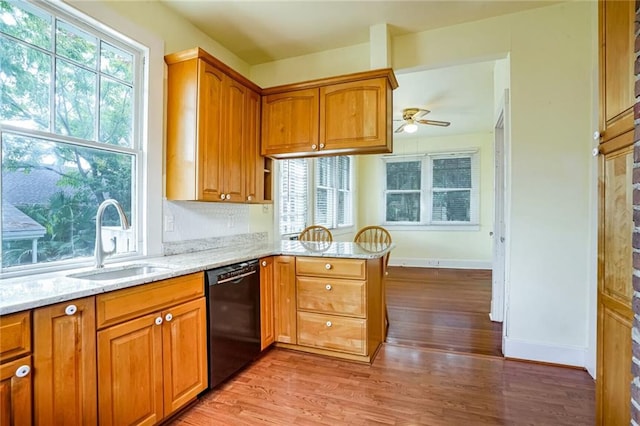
left=164, top=215, right=174, bottom=232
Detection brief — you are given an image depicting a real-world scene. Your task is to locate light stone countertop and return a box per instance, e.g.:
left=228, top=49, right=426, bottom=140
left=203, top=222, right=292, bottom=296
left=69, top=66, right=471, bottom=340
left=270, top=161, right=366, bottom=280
left=0, top=240, right=393, bottom=315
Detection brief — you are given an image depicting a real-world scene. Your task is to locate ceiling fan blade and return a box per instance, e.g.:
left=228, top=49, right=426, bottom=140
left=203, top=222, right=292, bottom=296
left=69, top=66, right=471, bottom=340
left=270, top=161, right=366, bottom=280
left=417, top=119, right=451, bottom=127
left=413, top=109, right=430, bottom=119
left=394, top=122, right=407, bottom=133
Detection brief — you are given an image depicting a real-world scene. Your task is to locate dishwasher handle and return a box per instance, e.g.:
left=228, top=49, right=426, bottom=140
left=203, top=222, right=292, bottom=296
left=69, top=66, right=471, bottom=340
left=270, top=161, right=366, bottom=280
left=216, top=269, right=257, bottom=285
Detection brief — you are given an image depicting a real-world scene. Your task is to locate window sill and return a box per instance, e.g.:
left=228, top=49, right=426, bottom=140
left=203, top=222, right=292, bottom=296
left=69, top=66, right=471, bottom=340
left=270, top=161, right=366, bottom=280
left=383, top=224, right=481, bottom=232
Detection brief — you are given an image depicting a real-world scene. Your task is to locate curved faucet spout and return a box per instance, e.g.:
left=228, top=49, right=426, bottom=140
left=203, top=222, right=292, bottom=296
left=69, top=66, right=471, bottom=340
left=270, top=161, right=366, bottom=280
left=95, top=199, right=130, bottom=268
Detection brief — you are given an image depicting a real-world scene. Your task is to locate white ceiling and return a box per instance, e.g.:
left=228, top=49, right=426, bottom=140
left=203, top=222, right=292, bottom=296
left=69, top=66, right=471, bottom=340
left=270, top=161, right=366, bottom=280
left=158, top=1, right=558, bottom=139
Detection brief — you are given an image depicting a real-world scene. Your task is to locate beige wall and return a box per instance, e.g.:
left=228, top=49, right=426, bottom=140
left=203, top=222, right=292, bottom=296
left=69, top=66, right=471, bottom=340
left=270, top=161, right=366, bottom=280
left=358, top=132, right=495, bottom=268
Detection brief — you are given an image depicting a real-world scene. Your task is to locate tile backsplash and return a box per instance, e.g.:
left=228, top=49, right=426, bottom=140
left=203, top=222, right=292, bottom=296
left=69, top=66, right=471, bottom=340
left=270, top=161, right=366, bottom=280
left=163, top=200, right=250, bottom=243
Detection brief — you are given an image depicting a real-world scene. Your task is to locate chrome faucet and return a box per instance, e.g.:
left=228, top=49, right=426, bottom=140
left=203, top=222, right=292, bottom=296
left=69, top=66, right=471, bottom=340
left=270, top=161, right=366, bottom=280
left=95, top=199, right=130, bottom=268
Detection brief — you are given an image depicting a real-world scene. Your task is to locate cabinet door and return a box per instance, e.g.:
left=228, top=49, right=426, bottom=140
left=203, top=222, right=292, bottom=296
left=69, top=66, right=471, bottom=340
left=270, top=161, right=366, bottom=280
left=33, top=297, right=96, bottom=426
left=0, top=356, right=32, bottom=426
left=274, top=256, right=297, bottom=344
left=320, top=77, right=392, bottom=154
left=260, top=257, right=275, bottom=350
left=161, top=298, right=207, bottom=415
left=599, top=0, right=634, bottom=142
left=245, top=88, right=264, bottom=202
left=198, top=60, right=225, bottom=201
left=596, top=135, right=633, bottom=425
left=223, top=77, right=247, bottom=202
left=98, top=312, right=163, bottom=426
left=0, top=311, right=30, bottom=363
left=261, top=88, right=319, bottom=157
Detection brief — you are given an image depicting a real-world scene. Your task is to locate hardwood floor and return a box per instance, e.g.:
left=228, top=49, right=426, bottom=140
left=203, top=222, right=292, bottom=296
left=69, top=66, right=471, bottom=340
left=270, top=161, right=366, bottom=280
left=169, top=267, right=595, bottom=425
left=385, top=266, right=503, bottom=357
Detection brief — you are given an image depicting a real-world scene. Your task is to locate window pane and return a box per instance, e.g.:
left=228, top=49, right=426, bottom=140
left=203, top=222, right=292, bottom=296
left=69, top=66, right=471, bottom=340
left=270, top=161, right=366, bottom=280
left=2, top=132, right=135, bottom=267
left=56, top=19, right=97, bottom=68
left=337, top=190, right=351, bottom=226
left=315, top=187, right=335, bottom=227
left=101, top=41, right=133, bottom=83
left=0, top=1, right=51, bottom=49
left=316, top=157, right=332, bottom=187
left=432, top=190, right=470, bottom=222
left=386, top=193, right=420, bottom=222
left=55, top=58, right=96, bottom=139
left=433, top=157, right=471, bottom=188
left=0, top=38, right=51, bottom=130
left=387, top=161, right=421, bottom=190
left=100, top=76, right=132, bottom=147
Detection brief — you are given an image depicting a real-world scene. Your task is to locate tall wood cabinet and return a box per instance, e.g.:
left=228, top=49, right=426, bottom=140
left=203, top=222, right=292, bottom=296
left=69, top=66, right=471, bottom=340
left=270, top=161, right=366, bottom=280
left=165, top=48, right=268, bottom=203
left=261, top=69, right=398, bottom=158
left=596, top=0, right=635, bottom=424
left=0, top=311, right=32, bottom=426
left=259, top=257, right=275, bottom=350
left=33, top=297, right=97, bottom=425
left=96, top=273, right=207, bottom=426
left=273, top=256, right=297, bottom=344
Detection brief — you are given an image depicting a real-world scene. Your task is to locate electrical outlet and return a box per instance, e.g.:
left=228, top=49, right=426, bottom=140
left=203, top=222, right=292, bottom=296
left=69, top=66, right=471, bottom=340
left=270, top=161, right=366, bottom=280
left=164, top=215, right=174, bottom=232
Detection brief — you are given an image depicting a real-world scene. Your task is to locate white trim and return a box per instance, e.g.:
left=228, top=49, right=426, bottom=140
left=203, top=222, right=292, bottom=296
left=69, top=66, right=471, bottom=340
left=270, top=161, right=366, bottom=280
left=389, top=257, right=492, bottom=270
left=503, top=337, right=587, bottom=369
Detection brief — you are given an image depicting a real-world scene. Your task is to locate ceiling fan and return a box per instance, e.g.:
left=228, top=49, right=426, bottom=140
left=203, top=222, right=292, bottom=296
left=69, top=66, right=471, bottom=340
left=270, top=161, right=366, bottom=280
left=394, top=108, right=451, bottom=133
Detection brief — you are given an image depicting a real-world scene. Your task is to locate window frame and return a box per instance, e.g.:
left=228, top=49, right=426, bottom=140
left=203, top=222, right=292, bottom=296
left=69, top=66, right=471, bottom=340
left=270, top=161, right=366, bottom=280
left=276, top=155, right=355, bottom=239
left=0, top=0, right=149, bottom=276
left=382, top=150, right=480, bottom=230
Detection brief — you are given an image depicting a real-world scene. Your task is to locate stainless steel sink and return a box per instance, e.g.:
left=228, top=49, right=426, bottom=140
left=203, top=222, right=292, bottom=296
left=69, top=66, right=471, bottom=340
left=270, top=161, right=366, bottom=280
left=68, top=264, right=172, bottom=281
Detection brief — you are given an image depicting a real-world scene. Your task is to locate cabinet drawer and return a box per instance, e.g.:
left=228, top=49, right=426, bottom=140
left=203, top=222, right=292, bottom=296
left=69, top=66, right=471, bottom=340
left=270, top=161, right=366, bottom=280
left=0, top=311, right=31, bottom=363
left=297, top=311, right=366, bottom=355
left=96, top=272, right=204, bottom=329
left=297, top=277, right=366, bottom=317
left=296, top=257, right=366, bottom=280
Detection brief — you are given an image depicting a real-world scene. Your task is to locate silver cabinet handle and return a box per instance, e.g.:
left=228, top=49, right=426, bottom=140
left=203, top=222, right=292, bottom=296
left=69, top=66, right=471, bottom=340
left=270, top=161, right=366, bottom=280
left=155, top=316, right=163, bottom=326
left=325, top=284, right=332, bottom=291
left=15, top=365, right=30, bottom=378
left=326, top=321, right=332, bottom=327
left=65, top=304, right=77, bottom=316
left=165, top=313, right=173, bottom=322
left=261, top=260, right=267, bottom=267
left=325, top=263, right=332, bottom=270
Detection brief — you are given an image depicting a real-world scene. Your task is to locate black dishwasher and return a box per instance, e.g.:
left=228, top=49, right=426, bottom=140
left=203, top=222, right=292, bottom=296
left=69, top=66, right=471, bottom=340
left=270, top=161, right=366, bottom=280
left=205, top=259, right=261, bottom=389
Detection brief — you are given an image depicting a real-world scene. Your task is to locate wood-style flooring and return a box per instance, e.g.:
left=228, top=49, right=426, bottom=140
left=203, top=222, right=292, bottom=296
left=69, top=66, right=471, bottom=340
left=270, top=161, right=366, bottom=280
left=385, top=266, right=503, bottom=357
left=169, top=267, right=595, bottom=425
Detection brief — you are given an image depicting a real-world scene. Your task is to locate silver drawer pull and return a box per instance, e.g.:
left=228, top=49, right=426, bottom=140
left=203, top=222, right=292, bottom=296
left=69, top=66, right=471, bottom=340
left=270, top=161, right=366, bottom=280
left=325, top=263, right=332, bottom=270
left=326, top=321, right=332, bottom=327
left=65, top=304, right=77, bottom=316
left=15, top=365, right=30, bottom=378
left=325, top=284, right=332, bottom=291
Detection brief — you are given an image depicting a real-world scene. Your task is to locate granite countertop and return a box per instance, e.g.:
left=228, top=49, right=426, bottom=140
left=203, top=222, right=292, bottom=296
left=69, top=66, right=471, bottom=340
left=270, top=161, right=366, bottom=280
left=0, top=240, right=393, bottom=315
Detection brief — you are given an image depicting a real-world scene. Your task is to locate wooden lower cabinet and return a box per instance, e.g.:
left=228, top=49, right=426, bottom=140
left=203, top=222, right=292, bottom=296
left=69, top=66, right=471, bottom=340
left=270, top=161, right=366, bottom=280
left=273, top=256, right=297, bottom=344
left=0, top=356, right=32, bottom=426
left=259, top=257, right=275, bottom=350
left=33, top=297, right=96, bottom=426
left=97, top=296, right=207, bottom=426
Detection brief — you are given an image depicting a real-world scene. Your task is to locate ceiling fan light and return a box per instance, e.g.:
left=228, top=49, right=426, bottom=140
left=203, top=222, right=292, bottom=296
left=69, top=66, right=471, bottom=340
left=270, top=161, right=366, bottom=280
left=404, top=123, right=418, bottom=133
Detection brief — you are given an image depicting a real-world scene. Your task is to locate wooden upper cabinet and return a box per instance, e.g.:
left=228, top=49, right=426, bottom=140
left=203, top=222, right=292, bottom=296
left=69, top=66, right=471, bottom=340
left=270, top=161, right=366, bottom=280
left=165, top=48, right=264, bottom=202
left=599, top=0, right=634, bottom=142
left=320, top=77, right=392, bottom=154
left=244, top=88, right=266, bottom=202
left=261, top=88, right=320, bottom=157
left=261, top=69, right=398, bottom=159
left=33, top=297, right=97, bottom=426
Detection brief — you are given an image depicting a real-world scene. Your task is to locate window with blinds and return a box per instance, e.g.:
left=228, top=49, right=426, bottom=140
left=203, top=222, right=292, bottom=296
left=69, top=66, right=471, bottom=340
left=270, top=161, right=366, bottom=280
left=278, top=156, right=353, bottom=237
left=383, top=151, right=479, bottom=226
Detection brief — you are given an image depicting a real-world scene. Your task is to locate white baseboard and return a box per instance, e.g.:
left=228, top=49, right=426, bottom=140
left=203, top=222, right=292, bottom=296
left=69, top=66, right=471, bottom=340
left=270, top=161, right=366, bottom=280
left=503, top=337, right=586, bottom=369
left=389, top=257, right=492, bottom=270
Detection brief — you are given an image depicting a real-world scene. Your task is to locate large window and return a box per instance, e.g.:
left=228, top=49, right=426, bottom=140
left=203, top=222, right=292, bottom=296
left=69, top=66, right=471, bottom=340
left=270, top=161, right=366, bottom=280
left=278, top=156, right=353, bottom=237
left=0, top=0, right=144, bottom=271
left=384, top=151, right=479, bottom=226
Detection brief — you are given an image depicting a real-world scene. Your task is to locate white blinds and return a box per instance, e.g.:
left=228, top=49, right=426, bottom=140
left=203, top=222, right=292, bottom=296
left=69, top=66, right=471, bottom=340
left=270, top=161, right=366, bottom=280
left=314, top=156, right=352, bottom=228
left=279, top=159, right=308, bottom=235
